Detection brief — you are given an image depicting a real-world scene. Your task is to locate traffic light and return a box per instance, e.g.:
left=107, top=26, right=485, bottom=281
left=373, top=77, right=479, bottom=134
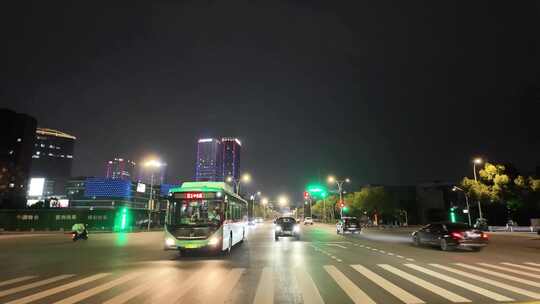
left=450, top=207, right=457, bottom=223
left=303, top=191, right=310, bottom=200
left=114, top=207, right=131, bottom=231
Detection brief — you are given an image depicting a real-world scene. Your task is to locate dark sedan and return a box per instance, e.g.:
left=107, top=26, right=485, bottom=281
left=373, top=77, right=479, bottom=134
left=274, top=217, right=300, bottom=240
left=412, top=222, right=488, bottom=251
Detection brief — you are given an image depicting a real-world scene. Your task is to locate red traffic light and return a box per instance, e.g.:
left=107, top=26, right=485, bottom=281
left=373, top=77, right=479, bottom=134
left=303, top=191, right=310, bottom=200
left=340, top=203, right=345, bottom=208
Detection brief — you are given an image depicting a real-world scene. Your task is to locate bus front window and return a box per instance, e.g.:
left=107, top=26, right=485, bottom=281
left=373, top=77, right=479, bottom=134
left=172, top=200, right=222, bottom=226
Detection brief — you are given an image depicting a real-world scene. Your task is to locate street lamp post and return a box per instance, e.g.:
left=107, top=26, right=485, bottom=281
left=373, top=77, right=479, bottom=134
left=226, top=173, right=251, bottom=195
left=261, top=197, right=269, bottom=219
left=143, top=159, right=163, bottom=231
left=472, top=158, right=484, bottom=220
left=327, top=176, right=350, bottom=219
left=453, top=186, right=472, bottom=227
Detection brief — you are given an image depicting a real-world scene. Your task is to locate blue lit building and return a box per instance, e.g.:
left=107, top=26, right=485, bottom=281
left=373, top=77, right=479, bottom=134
left=67, top=177, right=176, bottom=210
left=195, top=138, right=223, bottom=181
left=221, top=137, right=241, bottom=181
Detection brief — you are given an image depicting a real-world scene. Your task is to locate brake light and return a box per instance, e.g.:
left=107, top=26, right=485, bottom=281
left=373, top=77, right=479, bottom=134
left=481, top=233, right=488, bottom=239
left=451, top=232, right=464, bottom=239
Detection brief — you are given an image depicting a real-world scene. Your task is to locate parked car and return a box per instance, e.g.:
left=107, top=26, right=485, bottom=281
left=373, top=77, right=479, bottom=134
left=274, top=217, right=300, bottom=240
left=336, top=217, right=361, bottom=234
left=412, top=222, right=488, bottom=251
left=303, top=217, right=314, bottom=225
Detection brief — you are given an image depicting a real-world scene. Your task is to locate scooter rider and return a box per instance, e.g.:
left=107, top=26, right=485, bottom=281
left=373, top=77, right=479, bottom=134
left=71, top=223, right=88, bottom=239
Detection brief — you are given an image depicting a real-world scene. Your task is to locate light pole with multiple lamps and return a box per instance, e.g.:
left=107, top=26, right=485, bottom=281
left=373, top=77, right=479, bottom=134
left=472, top=158, right=484, bottom=220
left=143, top=159, right=164, bottom=231
left=452, top=186, right=472, bottom=227
left=327, top=175, right=350, bottom=219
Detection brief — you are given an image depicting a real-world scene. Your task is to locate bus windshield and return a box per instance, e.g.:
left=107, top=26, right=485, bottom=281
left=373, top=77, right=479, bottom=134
left=168, top=199, right=223, bottom=227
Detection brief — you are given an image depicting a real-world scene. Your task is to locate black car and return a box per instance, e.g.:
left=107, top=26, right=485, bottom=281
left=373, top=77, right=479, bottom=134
left=412, top=222, right=489, bottom=251
left=274, top=217, right=300, bottom=240
left=336, top=217, right=361, bottom=234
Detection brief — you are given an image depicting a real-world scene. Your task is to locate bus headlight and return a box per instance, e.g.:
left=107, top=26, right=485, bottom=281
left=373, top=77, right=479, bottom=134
left=208, top=236, right=220, bottom=246
left=275, top=226, right=282, bottom=232
left=165, top=237, right=175, bottom=247
left=293, top=225, right=300, bottom=233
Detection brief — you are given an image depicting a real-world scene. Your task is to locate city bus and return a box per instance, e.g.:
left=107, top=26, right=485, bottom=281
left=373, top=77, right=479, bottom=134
left=163, top=181, right=248, bottom=254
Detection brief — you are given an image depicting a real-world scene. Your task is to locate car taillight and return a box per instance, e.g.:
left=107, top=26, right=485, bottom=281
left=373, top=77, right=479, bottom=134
left=451, top=232, right=464, bottom=239
left=481, top=233, right=488, bottom=239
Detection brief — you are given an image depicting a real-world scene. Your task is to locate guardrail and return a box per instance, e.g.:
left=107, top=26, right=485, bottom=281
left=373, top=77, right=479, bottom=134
left=488, top=226, right=539, bottom=232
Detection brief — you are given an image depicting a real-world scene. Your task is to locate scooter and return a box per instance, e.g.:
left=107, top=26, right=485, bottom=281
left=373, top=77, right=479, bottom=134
left=72, top=230, right=88, bottom=242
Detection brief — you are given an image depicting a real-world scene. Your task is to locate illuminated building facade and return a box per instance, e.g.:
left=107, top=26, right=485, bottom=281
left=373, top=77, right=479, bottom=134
left=221, top=137, right=241, bottom=181
left=106, top=158, right=136, bottom=180
left=195, top=138, right=223, bottom=181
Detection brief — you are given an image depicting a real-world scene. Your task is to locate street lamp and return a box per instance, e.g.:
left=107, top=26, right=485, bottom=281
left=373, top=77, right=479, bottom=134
left=327, top=175, right=351, bottom=219
left=226, top=173, right=252, bottom=194
left=143, top=158, right=163, bottom=231
left=472, top=157, right=484, bottom=220
left=278, top=195, right=288, bottom=207
left=452, top=186, right=472, bottom=227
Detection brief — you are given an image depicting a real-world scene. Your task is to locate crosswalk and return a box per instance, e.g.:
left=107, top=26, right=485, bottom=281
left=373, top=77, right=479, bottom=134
left=1, top=262, right=540, bottom=304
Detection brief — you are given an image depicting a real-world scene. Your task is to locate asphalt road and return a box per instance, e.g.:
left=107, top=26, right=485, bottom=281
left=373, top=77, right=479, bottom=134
left=1, top=223, right=540, bottom=304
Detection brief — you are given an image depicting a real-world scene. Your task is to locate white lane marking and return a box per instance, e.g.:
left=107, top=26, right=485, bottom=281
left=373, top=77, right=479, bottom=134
left=351, top=264, right=424, bottom=304
left=525, top=262, right=540, bottom=267
left=151, top=267, right=211, bottom=303
left=54, top=272, right=141, bottom=304
left=379, top=250, right=386, bottom=253
left=406, top=258, right=415, bottom=262
left=102, top=270, right=170, bottom=304
left=0, top=276, right=37, bottom=288
left=405, top=264, right=513, bottom=302
left=456, top=263, right=540, bottom=288
left=431, top=264, right=540, bottom=300
left=332, top=256, right=337, bottom=259
left=500, top=262, right=540, bottom=273
left=324, top=265, right=376, bottom=304
left=295, top=267, right=324, bottom=304
left=327, top=244, right=347, bottom=249
left=253, top=267, right=273, bottom=304
left=205, top=268, right=244, bottom=303
left=6, top=273, right=110, bottom=304
left=387, top=253, right=395, bottom=256
left=379, top=264, right=470, bottom=303
left=0, top=275, right=74, bottom=298
left=336, top=259, right=343, bottom=262
left=478, top=263, right=540, bottom=279
left=396, top=255, right=404, bottom=259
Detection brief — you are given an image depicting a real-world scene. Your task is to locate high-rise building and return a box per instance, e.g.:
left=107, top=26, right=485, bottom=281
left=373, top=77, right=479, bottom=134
left=106, top=158, right=136, bottom=180
left=0, top=109, right=37, bottom=208
left=195, top=138, right=223, bottom=181
left=29, top=128, right=76, bottom=196
left=222, top=137, right=241, bottom=181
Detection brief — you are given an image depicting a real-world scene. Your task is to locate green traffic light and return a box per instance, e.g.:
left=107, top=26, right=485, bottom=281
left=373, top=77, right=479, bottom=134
left=450, top=207, right=457, bottom=223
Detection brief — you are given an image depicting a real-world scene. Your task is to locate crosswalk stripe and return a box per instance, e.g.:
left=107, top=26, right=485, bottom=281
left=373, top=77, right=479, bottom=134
left=0, top=275, right=74, bottom=298
left=478, top=263, right=540, bottom=279
left=351, top=264, right=424, bottom=304
left=431, top=264, right=540, bottom=300
left=379, top=265, right=470, bottom=303
left=54, top=272, right=141, bottom=304
left=6, top=273, right=110, bottom=304
left=148, top=267, right=211, bottom=303
left=324, top=265, right=376, bottom=304
left=253, top=267, right=273, bottom=304
left=102, top=270, right=170, bottom=304
left=455, top=263, right=540, bottom=288
left=295, top=267, right=324, bottom=304
left=0, top=276, right=37, bottom=288
left=501, top=262, right=540, bottom=273
left=205, top=268, right=244, bottom=303
left=525, top=262, right=540, bottom=267
left=404, top=264, right=513, bottom=302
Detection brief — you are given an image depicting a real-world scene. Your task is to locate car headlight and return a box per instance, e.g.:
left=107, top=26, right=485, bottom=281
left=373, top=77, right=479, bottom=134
left=208, top=236, right=220, bottom=246
left=275, top=226, right=282, bottom=231
left=293, top=225, right=300, bottom=232
left=165, top=237, right=175, bottom=247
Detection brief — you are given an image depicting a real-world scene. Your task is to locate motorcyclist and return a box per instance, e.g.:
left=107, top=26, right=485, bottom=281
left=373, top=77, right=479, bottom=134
left=71, top=223, right=88, bottom=239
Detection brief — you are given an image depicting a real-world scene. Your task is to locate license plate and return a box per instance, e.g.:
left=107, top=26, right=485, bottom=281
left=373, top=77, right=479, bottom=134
left=467, top=233, right=480, bottom=238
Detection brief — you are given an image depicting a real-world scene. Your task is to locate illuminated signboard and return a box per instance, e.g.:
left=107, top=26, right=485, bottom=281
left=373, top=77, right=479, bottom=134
left=186, top=192, right=204, bottom=199
left=28, top=178, right=45, bottom=196
left=174, top=192, right=218, bottom=199
left=136, top=183, right=146, bottom=193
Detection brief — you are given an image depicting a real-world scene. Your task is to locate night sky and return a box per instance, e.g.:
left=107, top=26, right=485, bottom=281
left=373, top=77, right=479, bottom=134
left=2, top=1, right=539, bottom=201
